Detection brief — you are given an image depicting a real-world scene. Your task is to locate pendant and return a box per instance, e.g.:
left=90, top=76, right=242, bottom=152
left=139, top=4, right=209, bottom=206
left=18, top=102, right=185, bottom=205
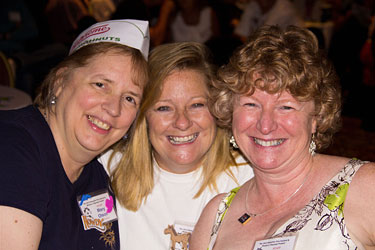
left=238, top=213, right=252, bottom=225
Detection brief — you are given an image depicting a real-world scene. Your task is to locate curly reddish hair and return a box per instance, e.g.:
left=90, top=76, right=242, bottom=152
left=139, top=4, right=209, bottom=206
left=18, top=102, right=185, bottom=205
left=211, top=25, right=342, bottom=151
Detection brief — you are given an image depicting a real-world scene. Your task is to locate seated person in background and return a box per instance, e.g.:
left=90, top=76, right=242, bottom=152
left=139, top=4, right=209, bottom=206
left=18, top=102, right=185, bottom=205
left=0, top=19, right=149, bottom=250
left=86, top=0, right=116, bottom=22
left=99, top=41, right=254, bottom=250
left=205, top=0, right=244, bottom=66
left=170, top=0, right=220, bottom=44
left=190, top=25, right=375, bottom=250
left=45, top=0, right=91, bottom=46
left=234, top=0, right=304, bottom=43
left=111, top=0, right=176, bottom=47
left=0, top=0, right=39, bottom=56
left=292, top=0, right=325, bottom=22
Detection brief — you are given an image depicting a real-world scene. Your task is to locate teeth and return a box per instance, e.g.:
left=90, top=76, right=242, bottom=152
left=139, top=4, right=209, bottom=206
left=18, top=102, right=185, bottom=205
left=88, top=115, right=110, bottom=130
left=254, top=138, right=285, bottom=147
left=168, top=133, right=198, bottom=145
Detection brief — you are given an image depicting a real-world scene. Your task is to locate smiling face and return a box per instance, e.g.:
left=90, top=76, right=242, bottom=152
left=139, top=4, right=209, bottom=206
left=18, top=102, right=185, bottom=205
left=146, top=69, right=217, bottom=174
left=232, top=89, right=316, bottom=170
left=50, top=51, right=143, bottom=163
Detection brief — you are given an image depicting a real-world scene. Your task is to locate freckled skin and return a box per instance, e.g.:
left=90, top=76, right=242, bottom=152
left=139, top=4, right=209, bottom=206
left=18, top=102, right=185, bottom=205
left=146, top=69, right=217, bottom=174
left=232, top=89, right=316, bottom=171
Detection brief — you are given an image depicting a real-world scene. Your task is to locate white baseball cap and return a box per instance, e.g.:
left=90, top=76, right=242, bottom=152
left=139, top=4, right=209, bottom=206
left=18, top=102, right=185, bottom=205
left=69, top=19, right=150, bottom=59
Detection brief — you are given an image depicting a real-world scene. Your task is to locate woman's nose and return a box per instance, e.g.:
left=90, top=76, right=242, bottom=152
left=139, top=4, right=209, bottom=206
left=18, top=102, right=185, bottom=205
left=256, top=109, right=277, bottom=134
left=173, top=110, right=192, bottom=130
left=102, top=96, right=121, bottom=117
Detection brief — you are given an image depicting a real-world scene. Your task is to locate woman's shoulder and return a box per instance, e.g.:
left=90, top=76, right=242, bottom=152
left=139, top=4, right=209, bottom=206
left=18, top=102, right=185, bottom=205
left=343, top=159, right=375, bottom=247
left=347, top=159, right=375, bottom=185
left=317, top=154, right=370, bottom=170
left=0, top=106, right=44, bottom=137
left=315, top=154, right=351, bottom=169
left=196, top=191, right=230, bottom=224
left=97, top=149, right=123, bottom=175
left=0, top=107, right=49, bottom=160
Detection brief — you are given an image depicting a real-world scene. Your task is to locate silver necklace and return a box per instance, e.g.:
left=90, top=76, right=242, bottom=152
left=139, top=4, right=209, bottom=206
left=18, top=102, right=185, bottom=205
left=238, top=166, right=313, bottom=225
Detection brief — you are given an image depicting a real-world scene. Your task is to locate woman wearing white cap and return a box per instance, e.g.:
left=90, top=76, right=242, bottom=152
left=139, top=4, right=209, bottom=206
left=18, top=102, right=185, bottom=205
left=0, top=19, right=149, bottom=250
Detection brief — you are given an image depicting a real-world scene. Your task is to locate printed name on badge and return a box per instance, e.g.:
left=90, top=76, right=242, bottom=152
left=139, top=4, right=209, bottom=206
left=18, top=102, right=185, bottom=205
left=253, top=235, right=297, bottom=250
left=77, top=189, right=117, bottom=232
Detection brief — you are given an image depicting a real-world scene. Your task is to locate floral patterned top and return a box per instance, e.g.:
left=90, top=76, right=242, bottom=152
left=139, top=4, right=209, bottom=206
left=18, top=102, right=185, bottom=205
left=207, top=159, right=368, bottom=250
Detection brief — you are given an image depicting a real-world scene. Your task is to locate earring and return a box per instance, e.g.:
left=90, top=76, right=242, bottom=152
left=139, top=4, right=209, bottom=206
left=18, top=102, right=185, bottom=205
left=309, top=134, right=316, bottom=156
left=230, top=136, right=238, bottom=149
left=51, top=95, right=57, bottom=105
left=123, top=134, right=128, bottom=140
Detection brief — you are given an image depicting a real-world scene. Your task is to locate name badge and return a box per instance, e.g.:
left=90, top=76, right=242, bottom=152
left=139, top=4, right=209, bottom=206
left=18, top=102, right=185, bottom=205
left=253, top=235, right=297, bottom=250
left=165, top=222, right=194, bottom=250
left=77, top=189, right=117, bottom=232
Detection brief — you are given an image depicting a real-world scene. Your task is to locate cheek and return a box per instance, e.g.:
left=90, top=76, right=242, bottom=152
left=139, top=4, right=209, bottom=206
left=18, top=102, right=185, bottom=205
left=232, top=110, right=255, bottom=132
left=282, top=115, right=312, bottom=135
left=202, top=116, right=217, bottom=141
left=194, top=111, right=215, bottom=128
left=146, top=117, right=167, bottom=152
left=284, top=117, right=296, bottom=128
left=146, top=115, right=168, bottom=136
left=57, top=88, right=92, bottom=118
left=146, top=114, right=172, bottom=132
left=117, top=109, right=138, bottom=129
left=75, top=90, right=98, bottom=109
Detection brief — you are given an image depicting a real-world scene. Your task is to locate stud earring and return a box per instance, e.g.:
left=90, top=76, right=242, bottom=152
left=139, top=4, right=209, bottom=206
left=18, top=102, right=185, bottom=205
left=230, top=136, right=238, bottom=149
left=123, top=134, right=128, bottom=140
left=309, top=134, right=316, bottom=156
left=51, top=95, right=57, bottom=105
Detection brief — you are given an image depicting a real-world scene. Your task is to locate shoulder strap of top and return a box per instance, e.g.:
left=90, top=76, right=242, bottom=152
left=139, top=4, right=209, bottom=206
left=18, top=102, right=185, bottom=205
left=207, top=186, right=241, bottom=250
left=333, top=158, right=369, bottom=211
left=341, top=158, right=368, bottom=182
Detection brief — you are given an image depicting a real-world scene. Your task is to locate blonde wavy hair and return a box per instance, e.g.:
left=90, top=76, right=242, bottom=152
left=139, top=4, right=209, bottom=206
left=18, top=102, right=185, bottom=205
left=110, top=42, right=239, bottom=211
left=211, top=25, right=342, bottom=151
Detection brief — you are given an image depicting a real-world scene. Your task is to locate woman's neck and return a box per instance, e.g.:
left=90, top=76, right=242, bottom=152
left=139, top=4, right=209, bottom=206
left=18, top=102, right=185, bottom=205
left=45, top=109, right=94, bottom=183
left=59, top=153, right=88, bottom=183
left=249, top=154, right=316, bottom=208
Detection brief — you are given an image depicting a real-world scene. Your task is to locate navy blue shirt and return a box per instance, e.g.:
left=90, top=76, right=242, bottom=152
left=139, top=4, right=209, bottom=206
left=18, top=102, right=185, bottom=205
left=0, top=105, right=119, bottom=249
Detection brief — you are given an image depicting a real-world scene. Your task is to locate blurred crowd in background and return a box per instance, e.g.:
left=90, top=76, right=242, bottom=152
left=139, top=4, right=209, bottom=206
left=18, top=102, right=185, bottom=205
left=1, top=0, right=375, bottom=131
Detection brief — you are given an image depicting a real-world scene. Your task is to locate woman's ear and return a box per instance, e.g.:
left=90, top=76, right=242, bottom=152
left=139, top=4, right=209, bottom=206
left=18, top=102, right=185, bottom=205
left=311, top=116, right=317, bottom=134
left=54, top=67, right=68, bottom=98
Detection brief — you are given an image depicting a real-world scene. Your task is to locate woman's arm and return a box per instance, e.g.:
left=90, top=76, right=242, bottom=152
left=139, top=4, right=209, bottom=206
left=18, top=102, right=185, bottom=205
left=189, top=193, right=226, bottom=250
left=344, top=162, right=375, bottom=248
left=0, top=206, right=43, bottom=250
left=149, top=0, right=176, bottom=46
